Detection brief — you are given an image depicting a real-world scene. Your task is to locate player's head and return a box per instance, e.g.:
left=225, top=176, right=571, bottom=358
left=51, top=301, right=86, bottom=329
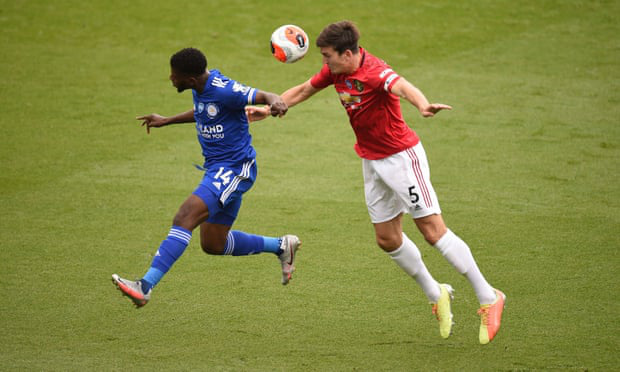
left=316, top=21, right=361, bottom=74
left=169, top=47, right=208, bottom=92
left=316, top=21, right=360, bottom=54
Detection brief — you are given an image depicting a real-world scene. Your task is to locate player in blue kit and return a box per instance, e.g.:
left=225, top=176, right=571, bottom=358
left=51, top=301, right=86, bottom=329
left=112, top=47, right=301, bottom=308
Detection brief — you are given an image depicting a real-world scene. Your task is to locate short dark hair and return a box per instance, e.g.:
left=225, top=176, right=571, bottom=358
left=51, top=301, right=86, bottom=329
left=316, top=21, right=360, bottom=54
left=170, top=47, right=207, bottom=76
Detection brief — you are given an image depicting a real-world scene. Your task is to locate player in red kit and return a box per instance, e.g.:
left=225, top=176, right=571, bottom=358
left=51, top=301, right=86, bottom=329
left=310, top=47, right=420, bottom=160
left=247, top=21, right=505, bottom=345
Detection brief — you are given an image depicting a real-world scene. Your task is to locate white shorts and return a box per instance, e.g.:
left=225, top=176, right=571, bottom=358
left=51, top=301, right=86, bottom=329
left=363, top=142, right=441, bottom=223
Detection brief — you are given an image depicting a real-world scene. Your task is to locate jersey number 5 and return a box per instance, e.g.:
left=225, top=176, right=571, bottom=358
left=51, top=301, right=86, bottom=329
left=408, top=186, right=419, bottom=203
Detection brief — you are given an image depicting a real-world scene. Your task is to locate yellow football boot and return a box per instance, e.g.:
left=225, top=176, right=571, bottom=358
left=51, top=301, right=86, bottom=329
left=431, top=283, right=454, bottom=339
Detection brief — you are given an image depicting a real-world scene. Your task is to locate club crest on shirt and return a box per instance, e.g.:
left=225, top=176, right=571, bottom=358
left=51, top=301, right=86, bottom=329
left=206, top=103, right=219, bottom=118
left=354, top=79, right=364, bottom=92
left=345, top=79, right=353, bottom=89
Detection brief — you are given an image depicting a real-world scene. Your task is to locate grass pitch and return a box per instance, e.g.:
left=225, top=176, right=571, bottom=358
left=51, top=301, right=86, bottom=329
left=1, top=0, right=619, bottom=370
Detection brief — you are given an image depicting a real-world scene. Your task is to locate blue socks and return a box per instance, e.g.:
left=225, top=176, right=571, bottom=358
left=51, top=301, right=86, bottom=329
left=141, top=226, right=192, bottom=292
left=263, top=236, right=283, bottom=254
left=140, top=228, right=282, bottom=292
left=223, top=231, right=282, bottom=256
left=141, top=268, right=164, bottom=291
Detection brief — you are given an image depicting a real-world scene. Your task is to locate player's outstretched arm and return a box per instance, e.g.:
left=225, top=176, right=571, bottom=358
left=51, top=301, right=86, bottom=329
left=255, top=91, right=288, bottom=117
left=391, top=78, right=452, bottom=117
left=282, top=79, right=320, bottom=107
left=245, top=80, right=320, bottom=123
left=137, top=109, right=195, bottom=134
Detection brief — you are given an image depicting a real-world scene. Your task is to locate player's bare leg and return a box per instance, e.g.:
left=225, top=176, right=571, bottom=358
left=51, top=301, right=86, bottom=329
left=199, top=222, right=232, bottom=254
left=413, top=214, right=447, bottom=245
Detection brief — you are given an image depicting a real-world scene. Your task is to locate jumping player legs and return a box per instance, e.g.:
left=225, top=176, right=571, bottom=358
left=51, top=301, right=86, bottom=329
left=374, top=214, right=441, bottom=303
left=138, top=194, right=207, bottom=291
left=112, top=163, right=301, bottom=307
left=415, top=213, right=496, bottom=305
left=142, top=190, right=285, bottom=290
left=373, top=213, right=450, bottom=337
left=365, top=144, right=497, bottom=306
left=363, top=144, right=504, bottom=342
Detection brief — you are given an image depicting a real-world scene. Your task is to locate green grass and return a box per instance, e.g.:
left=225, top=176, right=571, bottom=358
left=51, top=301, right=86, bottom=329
left=1, top=0, right=619, bottom=370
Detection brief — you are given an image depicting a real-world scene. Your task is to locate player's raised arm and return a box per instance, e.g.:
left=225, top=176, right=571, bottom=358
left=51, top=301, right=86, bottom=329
left=390, top=78, right=452, bottom=118
left=137, top=109, right=195, bottom=134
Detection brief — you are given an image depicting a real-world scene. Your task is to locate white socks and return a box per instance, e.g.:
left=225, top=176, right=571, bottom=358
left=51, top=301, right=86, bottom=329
left=388, top=233, right=441, bottom=303
left=434, top=229, right=496, bottom=305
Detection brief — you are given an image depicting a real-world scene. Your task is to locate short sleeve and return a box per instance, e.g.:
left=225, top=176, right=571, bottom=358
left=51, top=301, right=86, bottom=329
left=222, top=79, right=257, bottom=109
left=310, top=64, right=334, bottom=89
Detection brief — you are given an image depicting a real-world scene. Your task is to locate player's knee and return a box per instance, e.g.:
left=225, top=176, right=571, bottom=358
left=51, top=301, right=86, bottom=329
left=422, top=229, right=445, bottom=245
left=375, top=234, right=401, bottom=252
left=172, top=196, right=209, bottom=230
left=172, top=214, right=185, bottom=228
left=172, top=205, right=192, bottom=228
left=416, top=218, right=447, bottom=245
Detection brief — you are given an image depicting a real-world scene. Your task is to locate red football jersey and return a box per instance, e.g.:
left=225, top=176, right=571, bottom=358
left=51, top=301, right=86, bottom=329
left=310, top=47, right=419, bottom=160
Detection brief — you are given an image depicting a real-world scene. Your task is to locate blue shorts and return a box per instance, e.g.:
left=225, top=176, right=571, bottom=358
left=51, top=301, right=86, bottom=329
left=192, top=159, right=257, bottom=226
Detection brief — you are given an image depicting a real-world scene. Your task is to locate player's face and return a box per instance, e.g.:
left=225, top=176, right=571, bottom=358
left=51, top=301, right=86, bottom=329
left=320, top=46, right=354, bottom=74
left=169, top=69, right=193, bottom=93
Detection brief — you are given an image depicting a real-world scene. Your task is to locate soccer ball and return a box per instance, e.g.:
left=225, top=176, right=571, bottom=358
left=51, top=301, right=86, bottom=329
left=270, top=25, right=309, bottom=63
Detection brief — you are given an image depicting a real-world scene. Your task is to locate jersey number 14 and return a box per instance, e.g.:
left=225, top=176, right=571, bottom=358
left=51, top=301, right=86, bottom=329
left=212, top=167, right=233, bottom=190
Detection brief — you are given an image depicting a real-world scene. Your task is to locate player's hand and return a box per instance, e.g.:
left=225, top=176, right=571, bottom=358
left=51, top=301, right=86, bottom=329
left=245, top=105, right=270, bottom=123
left=421, top=103, right=452, bottom=117
left=137, top=113, right=168, bottom=134
left=269, top=99, right=288, bottom=118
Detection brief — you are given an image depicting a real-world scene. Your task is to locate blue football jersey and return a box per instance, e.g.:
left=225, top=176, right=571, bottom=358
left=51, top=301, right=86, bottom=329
left=192, top=69, right=258, bottom=168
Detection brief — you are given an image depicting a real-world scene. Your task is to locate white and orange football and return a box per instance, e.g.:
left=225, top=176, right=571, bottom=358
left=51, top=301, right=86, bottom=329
left=270, top=25, right=309, bottom=63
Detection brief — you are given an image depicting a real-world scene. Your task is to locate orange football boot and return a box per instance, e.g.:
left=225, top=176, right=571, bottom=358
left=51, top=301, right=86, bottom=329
left=478, top=289, right=506, bottom=344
